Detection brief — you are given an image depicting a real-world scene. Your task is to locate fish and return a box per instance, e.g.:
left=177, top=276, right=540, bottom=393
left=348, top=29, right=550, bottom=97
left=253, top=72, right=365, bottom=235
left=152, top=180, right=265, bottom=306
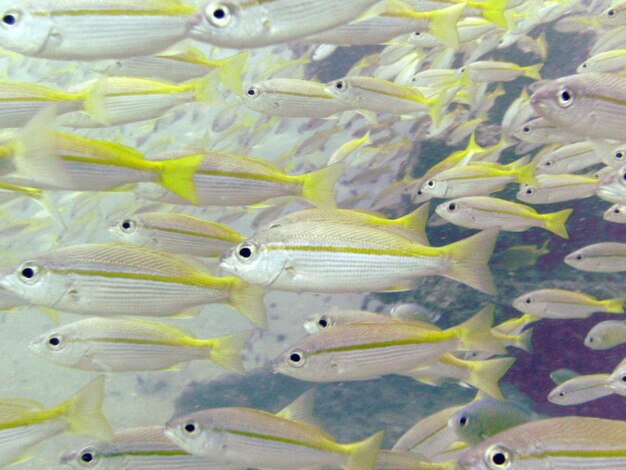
left=255, top=204, right=431, bottom=245
left=60, top=425, right=236, bottom=469
left=585, top=320, right=626, bottom=349
left=108, top=211, right=245, bottom=257
left=448, top=396, right=535, bottom=445
left=548, top=374, right=614, bottom=405
left=134, top=151, right=343, bottom=209
left=516, top=174, right=599, bottom=204
left=564, top=242, right=626, bottom=273
left=530, top=72, right=626, bottom=140
left=29, top=317, right=251, bottom=373
left=456, top=416, right=626, bottom=469
left=242, top=79, right=350, bottom=118
left=0, top=376, right=112, bottom=467
left=597, top=163, right=626, bottom=205
left=98, top=49, right=249, bottom=95
left=578, top=48, right=626, bottom=73
left=604, top=203, right=626, bottom=223
left=0, top=243, right=267, bottom=328
left=512, top=289, right=624, bottom=319
left=302, top=309, right=439, bottom=334
left=492, top=240, right=550, bottom=271
left=513, top=117, right=580, bottom=144
left=165, top=389, right=385, bottom=470
left=534, top=141, right=605, bottom=175
left=459, top=61, right=542, bottom=84
left=607, top=358, right=626, bottom=395
left=188, top=0, right=381, bottom=48
left=435, top=196, right=573, bottom=238
left=273, top=307, right=505, bottom=382
left=0, top=0, right=196, bottom=60
left=220, top=220, right=499, bottom=295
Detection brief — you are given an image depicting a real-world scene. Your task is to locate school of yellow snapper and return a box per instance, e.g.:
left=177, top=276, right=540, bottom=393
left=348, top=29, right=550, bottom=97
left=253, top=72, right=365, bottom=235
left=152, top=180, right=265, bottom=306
left=0, top=0, right=624, bottom=468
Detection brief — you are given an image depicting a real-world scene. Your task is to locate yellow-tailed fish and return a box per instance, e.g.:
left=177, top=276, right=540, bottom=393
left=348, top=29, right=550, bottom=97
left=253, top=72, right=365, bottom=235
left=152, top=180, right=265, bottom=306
left=564, top=242, right=626, bottom=272
left=189, top=0, right=381, bottom=48
left=134, top=151, right=343, bottom=208
left=435, top=196, right=572, bottom=238
left=327, top=131, right=373, bottom=165
left=303, top=309, right=439, bottom=334
left=492, top=240, right=550, bottom=271
left=448, top=396, right=535, bottom=445
left=273, top=307, right=505, bottom=382
left=493, top=314, right=538, bottom=338
left=578, top=48, right=626, bottom=73
left=597, top=163, right=626, bottom=204
left=404, top=0, right=509, bottom=28
left=512, top=288, right=624, bottom=319
left=242, top=79, right=350, bottom=118
left=531, top=72, right=626, bottom=140
left=0, top=243, right=267, bottom=328
left=490, top=326, right=533, bottom=352
left=0, top=0, right=196, bottom=60
left=0, top=376, right=113, bottom=467
left=517, top=173, right=599, bottom=204
left=535, top=141, right=605, bottom=174
left=60, top=425, right=233, bottom=469
left=221, top=221, right=499, bottom=295
left=109, top=211, right=245, bottom=257
left=29, top=317, right=251, bottom=373
left=604, top=203, right=626, bottom=223
left=586, top=320, right=626, bottom=349
left=165, top=390, right=385, bottom=470
left=304, top=3, right=465, bottom=50
left=98, top=49, right=249, bottom=95
left=548, top=374, right=614, bottom=405
left=412, top=158, right=537, bottom=204
left=57, top=74, right=218, bottom=127
left=458, top=61, right=542, bottom=84
left=256, top=204, right=431, bottom=245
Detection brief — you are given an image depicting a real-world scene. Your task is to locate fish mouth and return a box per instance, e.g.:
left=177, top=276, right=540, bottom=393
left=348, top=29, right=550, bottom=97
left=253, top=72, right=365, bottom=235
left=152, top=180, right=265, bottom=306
left=218, top=249, right=236, bottom=273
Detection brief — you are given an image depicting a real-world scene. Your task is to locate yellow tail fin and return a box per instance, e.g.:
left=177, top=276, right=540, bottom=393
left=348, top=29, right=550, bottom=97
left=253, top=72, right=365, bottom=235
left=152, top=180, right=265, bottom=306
left=207, top=330, right=252, bottom=373
left=444, top=228, right=499, bottom=295
left=229, top=278, right=267, bottom=329
left=218, top=51, right=249, bottom=96
left=523, top=63, right=543, bottom=80
left=428, top=3, right=465, bottom=50
left=191, top=71, right=220, bottom=104
left=494, top=327, right=534, bottom=352
left=83, top=78, right=110, bottom=126
left=605, top=297, right=625, bottom=314
left=467, top=357, right=516, bottom=400
left=61, top=376, right=113, bottom=440
left=158, top=154, right=203, bottom=204
left=393, top=202, right=430, bottom=245
left=345, top=430, right=385, bottom=470
left=514, top=161, right=538, bottom=185
left=480, top=0, right=509, bottom=29
left=301, top=163, right=344, bottom=209
left=455, top=305, right=507, bottom=355
left=544, top=208, right=573, bottom=239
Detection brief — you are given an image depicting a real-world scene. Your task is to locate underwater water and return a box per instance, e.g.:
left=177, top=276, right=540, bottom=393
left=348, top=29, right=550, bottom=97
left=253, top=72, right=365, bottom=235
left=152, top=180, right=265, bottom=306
left=0, top=0, right=624, bottom=469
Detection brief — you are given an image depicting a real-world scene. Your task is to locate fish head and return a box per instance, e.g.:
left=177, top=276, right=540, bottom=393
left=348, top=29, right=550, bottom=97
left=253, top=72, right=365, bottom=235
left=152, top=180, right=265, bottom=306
left=512, top=293, right=540, bottom=316
left=219, top=240, right=287, bottom=287
left=60, top=445, right=109, bottom=469
left=273, top=344, right=329, bottom=381
left=0, top=257, right=66, bottom=308
left=564, top=247, right=602, bottom=271
left=303, top=313, right=334, bottom=334
left=457, top=442, right=517, bottom=470
left=530, top=77, right=585, bottom=128
left=516, top=184, right=538, bottom=203
left=448, top=408, right=483, bottom=444
left=596, top=164, right=626, bottom=204
left=326, top=78, right=359, bottom=106
left=29, top=327, right=86, bottom=368
left=411, top=179, right=441, bottom=204
left=0, top=4, right=52, bottom=55
left=190, top=1, right=254, bottom=49
left=603, top=204, right=626, bottom=223
left=108, top=216, right=151, bottom=248
left=241, top=82, right=280, bottom=114
left=601, top=5, right=625, bottom=26
left=435, top=199, right=470, bottom=224
left=165, top=411, right=227, bottom=458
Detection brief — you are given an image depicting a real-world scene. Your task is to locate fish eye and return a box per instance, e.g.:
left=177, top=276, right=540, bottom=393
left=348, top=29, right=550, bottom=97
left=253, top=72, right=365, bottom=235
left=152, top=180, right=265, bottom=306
left=448, top=202, right=458, bottom=211
left=413, top=32, right=421, bottom=37
left=183, top=421, right=200, bottom=435
left=581, top=62, right=587, bottom=69
left=575, top=253, right=583, bottom=261
left=246, top=86, right=259, bottom=98
left=47, top=334, right=64, bottom=349
left=616, top=151, right=624, bottom=160
left=615, top=207, right=622, bottom=214
left=206, top=3, right=232, bottom=27
left=1, top=10, right=19, bottom=27
left=78, top=448, right=96, bottom=466
left=236, top=243, right=256, bottom=261
left=288, top=350, right=306, bottom=367
left=524, top=297, right=532, bottom=304
left=18, top=262, right=40, bottom=283
left=621, top=375, right=626, bottom=383
left=608, top=8, right=616, bottom=17
left=522, top=125, right=531, bottom=134
left=525, top=188, right=534, bottom=195
left=557, top=87, right=574, bottom=107
left=459, top=415, right=469, bottom=426
left=485, top=445, right=512, bottom=469
left=120, top=218, right=136, bottom=233
left=426, top=180, right=435, bottom=187
left=416, top=189, right=423, bottom=196
left=334, top=80, right=347, bottom=91
left=558, top=391, right=565, bottom=397
left=544, top=161, right=552, bottom=166
left=317, top=315, right=330, bottom=329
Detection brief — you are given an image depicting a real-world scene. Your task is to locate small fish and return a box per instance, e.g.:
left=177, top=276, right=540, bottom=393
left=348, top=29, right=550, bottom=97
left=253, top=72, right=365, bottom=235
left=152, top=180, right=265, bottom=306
left=242, top=79, right=350, bottom=118
left=189, top=0, right=381, bottom=48
left=457, top=417, right=626, bottom=469
left=548, top=374, right=614, bottom=405
left=492, top=240, right=550, bottom=271
left=109, top=212, right=245, bottom=257
left=274, top=307, right=505, bottom=382
left=513, top=289, right=624, bottom=319
left=565, top=242, right=626, bottom=273
left=586, top=320, right=626, bottom=349
left=220, top=221, right=499, bottom=295
left=604, top=204, right=626, bottom=223
left=513, top=117, right=579, bottom=144
left=449, top=396, right=534, bottom=445
left=535, top=141, right=605, bottom=175
left=459, top=61, right=542, bottom=84
left=493, top=314, right=538, bottom=337
left=597, top=163, right=626, bottom=205
left=531, top=72, right=626, bottom=140
left=60, top=425, right=235, bottom=469
left=327, top=131, right=373, bottom=165
left=578, top=48, right=626, bottom=73
left=29, top=317, right=251, bottom=373
left=165, top=390, right=385, bottom=470
left=517, top=174, right=599, bottom=204
left=0, top=376, right=112, bottom=467
left=0, top=243, right=267, bottom=328
left=302, top=309, right=438, bottom=334
left=134, top=151, right=343, bottom=209
left=435, top=196, right=573, bottom=238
